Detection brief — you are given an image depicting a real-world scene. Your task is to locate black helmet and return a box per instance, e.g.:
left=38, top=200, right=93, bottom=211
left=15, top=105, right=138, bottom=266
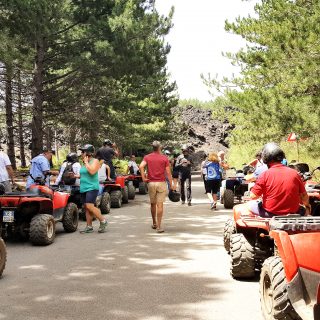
left=79, top=144, right=95, bottom=155
left=261, top=142, right=285, bottom=165
left=66, top=152, right=78, bottom=163
left=104, top=139, right=113, bottom=146
left=168, top=190, right=181, bottom=202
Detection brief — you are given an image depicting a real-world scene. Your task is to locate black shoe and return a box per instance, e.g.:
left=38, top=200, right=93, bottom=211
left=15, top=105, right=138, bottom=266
left=188, top=202, right=191, bottom=206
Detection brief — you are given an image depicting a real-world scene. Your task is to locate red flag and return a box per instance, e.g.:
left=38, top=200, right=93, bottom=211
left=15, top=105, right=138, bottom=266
left=287, top=132, right=297, bottom=142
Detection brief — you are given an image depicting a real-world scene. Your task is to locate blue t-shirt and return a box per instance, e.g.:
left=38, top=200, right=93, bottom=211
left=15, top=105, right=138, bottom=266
left=26, top=154, right=50, bottom=188
left=204, top=161, right=221, bottom=180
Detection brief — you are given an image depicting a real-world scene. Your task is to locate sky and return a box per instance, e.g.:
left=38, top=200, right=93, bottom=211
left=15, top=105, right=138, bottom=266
left=155, top=0, right=258, bottom=101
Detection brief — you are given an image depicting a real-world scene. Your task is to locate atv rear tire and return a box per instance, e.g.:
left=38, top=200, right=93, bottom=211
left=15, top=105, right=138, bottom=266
left=62, top=203, right=79, bottom=233
left=110, top=190, right=122, bottom=208
left=223, top=218, right=236, bottom=253
left=230, top=233, right=255, bottom=278
left=128, top=183, right=136, bottom=200
left=139, top=182, right=148, bottom=195
left=260, top=256, right=301, bottom=320
left=122, top=186, right=129, bottom=204
left=224, top=189, right=235, bottom=209
left=0, top=238, right=6, bottom=277
left=30, top=214, right=55, bottom=246
left=100, top=192, right=111, bottom=215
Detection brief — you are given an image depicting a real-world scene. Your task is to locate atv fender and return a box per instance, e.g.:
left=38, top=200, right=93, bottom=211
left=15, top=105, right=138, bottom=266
left=53, top=192, right=69, bottom=210
left=20, top=197, right=53, bottom=214
left=115, top=176, right=125, bottom=188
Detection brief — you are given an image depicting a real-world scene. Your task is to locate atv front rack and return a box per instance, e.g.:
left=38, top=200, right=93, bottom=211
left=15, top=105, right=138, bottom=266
left=269, top=216, right=320, bottom=232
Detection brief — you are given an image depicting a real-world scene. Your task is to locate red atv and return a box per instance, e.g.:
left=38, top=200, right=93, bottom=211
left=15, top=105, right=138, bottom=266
left=223, top=203, right=274, bottom=278
left=260, top=216, right=320, bottom=320
left=0, top=178, right=79, bottom=245
left=0, top=237, right=6, bottom=278
left=125, top=174, right=148, bottom=195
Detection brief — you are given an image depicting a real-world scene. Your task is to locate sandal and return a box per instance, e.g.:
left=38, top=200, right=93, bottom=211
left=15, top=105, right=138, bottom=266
left=156, top=228, right=164, bottom=233
left=151, top=224, right=157, bottom=229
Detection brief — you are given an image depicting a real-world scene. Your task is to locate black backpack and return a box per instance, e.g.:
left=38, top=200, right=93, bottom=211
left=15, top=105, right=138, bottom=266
left=61, top=162, right=76, bottom=185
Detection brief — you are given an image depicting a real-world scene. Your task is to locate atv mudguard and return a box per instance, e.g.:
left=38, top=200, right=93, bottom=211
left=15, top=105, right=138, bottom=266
left=0, top=196, right=53, bottom=214
left=233, top=203, right=270, bottom=231
left=270, top=230, right=320, bottom=320
left=115, top=176, right=125, bottom=188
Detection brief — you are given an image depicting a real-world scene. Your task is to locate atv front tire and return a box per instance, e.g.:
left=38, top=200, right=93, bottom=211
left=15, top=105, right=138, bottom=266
left=128, top=183, right=136, bottom=200
left=122, top=186, right=129, bottom=204
left=30, top=214, right=55, bottom=246
left=62, top=203, right=79, bottom=233
left=0, top=238, right=6, bottom=277
left=139, top=182, right=148, bottom=195
left=224, top=189, right=235, bottom=209
left=260, top=256, right=301, bottom=320
left=230, top=233, right=255, bottom=278
left=100, top=192, right=111, bottom=214
left=110, top=190, right=122, bottom=208
left=223, top=218, right=236, bottom=253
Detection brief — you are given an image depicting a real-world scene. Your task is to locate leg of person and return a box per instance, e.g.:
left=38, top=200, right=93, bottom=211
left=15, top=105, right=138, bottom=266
left=85, top=190, right=108, bottom=233
left=180, top=178, right=186, bottom=204
left=80, top=192, right=94, bottom=233
left=155, top=182, right=167, bottom=233
left=151, top=203, right=157, bottom=229
left=148, top=183, right=158, bottom=229
left=186, top=175, right=192, bottom=205
left=205, top=180, right=215, bottom=209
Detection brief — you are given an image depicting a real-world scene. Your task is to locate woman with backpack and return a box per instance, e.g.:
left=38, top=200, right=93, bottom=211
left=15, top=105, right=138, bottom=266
left=55, top=153, right=81, bottom=186
left=202, top=152, right=221, bottom=210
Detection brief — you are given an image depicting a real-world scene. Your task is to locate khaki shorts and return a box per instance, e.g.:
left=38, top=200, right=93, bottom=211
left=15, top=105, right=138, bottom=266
left=148, top=182, right=167, bottom=204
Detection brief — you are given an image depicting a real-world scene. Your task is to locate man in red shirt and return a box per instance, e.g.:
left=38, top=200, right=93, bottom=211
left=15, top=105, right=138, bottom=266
left=139, top=141, right=173, bottom=233
left=250, top=143, right=311, bottom=216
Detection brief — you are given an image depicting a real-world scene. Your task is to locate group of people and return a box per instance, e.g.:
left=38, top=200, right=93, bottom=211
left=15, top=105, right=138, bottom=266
left=0, top=139, right=312, bottom=237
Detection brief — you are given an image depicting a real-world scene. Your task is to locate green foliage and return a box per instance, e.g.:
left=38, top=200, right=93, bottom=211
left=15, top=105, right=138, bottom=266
left=204, top=0, right=320, bottom=162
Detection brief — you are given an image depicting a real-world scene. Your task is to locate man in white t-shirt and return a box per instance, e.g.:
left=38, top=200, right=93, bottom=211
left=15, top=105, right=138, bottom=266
left=55, top=153, right=81, bottom=186
left=128, top=155, right=139, bottom=175
left=0, top=147, right=15, bottom=192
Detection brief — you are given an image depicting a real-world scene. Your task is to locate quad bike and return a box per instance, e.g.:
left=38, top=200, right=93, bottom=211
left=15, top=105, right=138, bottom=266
left=223, top=202, right=274, bottom=278
left=0, top=177, right=79, bottom=246
left=220, top=166, right=253, bottom=209
left=293, top=163, right=320, bottom=216
left=125, top=174, right=148, bottom=195
left=99, top=176, right=130, bottom=209
left=259, top=215, right=320, bottom=320
left=0, top=237, right=6, bottom=278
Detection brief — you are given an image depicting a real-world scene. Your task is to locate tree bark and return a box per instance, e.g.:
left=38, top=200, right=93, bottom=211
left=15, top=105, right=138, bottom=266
left=17, top=69, right=26, bottom=167
left=69, top=127, right=77, bottom=152
left=5, top=64, right=16, bottom=169
left=31, top=38, right=45, bottom=158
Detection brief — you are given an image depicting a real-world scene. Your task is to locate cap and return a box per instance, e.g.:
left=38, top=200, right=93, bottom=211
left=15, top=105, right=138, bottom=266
left=164, top=150, right=171, bottom=155
left=218, top=150, right=225, bottom=156
left=152, top=141, right=161, bottom=148
left=42, top=147, right=56, bottom=155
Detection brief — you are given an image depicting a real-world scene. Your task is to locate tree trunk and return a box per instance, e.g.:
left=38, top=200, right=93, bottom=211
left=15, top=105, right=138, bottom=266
left=17, top=69, right=26, bottom=167
left=31, top=39, right=45, bottom=158
left=69, top=127, right=77, bottom=152
left=45, top=127, right=52, bottom=150
left=5, top=64, right=16, bottom=169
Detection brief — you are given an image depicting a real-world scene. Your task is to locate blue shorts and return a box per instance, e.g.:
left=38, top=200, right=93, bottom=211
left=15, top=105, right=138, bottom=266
left=80, top=190, right=99, bottom=204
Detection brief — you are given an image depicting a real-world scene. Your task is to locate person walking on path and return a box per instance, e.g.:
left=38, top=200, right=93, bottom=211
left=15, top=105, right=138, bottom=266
left=96, top=139, right=119, bottom=180
left=200, top=153, right=207, bottom=194
left=218, top=150, right=229, bottom=180
left=74, top=144, right=108, bottom=233
left=176, top=145, right=192, bottom=206
left=0, top=146, right=15, bottom=192
left=139, top=141, right=173, bottom=233
left=203, top=152, right=221, bottom=210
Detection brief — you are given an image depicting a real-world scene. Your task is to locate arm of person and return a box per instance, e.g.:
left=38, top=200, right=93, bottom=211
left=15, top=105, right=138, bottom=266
left=55, top=163, right=66, bottom=184
left=112, top=144, right=119, bottom=157
left=6, top=165, right=15, bottom=183
left=83, top=158, right=100, bottom=175
left=105, top=164, right=111, bottom=180
left=300, top=192, right=311, bottom=215
left=165, top=165, right=173, bottom=190
left=139, top=160, right=147, bottom=182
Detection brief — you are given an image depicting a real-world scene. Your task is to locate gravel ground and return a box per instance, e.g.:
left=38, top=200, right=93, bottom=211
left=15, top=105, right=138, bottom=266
left=0, top=177, right=263, bottom=320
